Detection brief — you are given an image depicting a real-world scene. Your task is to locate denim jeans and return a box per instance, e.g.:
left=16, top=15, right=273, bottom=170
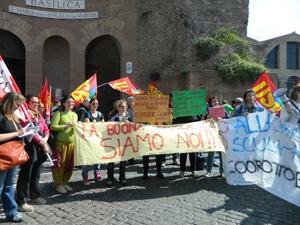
left=0, top=166, right=19, bottom=219
left=81, top=164, right=100, bottom=178
left=207, top=151, right=223, bottom=174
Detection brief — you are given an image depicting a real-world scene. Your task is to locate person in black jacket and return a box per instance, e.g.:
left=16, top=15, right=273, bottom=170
left=75, top=98, right=90, bottom=122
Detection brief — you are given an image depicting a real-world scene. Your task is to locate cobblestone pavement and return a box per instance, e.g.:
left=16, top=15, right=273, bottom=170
left=0, top=155, right=299, bottom=225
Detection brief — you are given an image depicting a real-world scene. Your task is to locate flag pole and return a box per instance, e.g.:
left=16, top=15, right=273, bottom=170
left=97, top=83, right=107, bottom=88
left=49, top=86, right=52, bottom=121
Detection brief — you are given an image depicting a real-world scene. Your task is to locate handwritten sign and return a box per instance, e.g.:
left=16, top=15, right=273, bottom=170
left=208, top=106, right=225, bottom=118
left=133, top=95, right=170, bottom=123
left=74, top=120, right=224, bottom=164
left=172, top=89, right=206, bottom=117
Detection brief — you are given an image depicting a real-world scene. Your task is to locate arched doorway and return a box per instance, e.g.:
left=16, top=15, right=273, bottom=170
left=0, top=29, right=25, bottom=94
left=43, top=36, right=70, bottom=97
left=86, top=36, right=120, bottom=119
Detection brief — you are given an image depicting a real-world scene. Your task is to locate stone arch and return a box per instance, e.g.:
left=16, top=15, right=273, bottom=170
left=78, top=18, right=129, bottom=53
left=0, top=12, right=34, bottom=51
left=35, top=27, right=77, bottom=50
left=262, top=33, right=300, bottom=59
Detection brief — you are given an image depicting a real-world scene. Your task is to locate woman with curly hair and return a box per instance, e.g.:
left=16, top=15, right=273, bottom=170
left=107, top=99, right=132, bottom=186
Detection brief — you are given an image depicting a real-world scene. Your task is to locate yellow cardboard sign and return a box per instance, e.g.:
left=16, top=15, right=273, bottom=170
left=73, top=121, right=225, bottom=166
left=133, top=95, right=170, bottom=123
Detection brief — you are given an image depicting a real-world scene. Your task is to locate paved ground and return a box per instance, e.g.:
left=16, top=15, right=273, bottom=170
left=0, top=154, right=299, bottom=225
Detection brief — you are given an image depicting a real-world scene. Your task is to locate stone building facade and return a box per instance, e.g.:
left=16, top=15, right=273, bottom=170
left=0, top=0, right=253, bottom=115
left=253, top=32, right=300, bottom=95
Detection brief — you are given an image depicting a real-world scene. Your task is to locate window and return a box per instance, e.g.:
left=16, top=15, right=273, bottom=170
left=264, top=46, right=278, bottom=68
left=287, top=42, right=299, bottom=69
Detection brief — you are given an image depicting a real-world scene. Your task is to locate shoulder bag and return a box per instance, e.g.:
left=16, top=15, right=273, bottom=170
left=0, top=118, right=29, bottom=171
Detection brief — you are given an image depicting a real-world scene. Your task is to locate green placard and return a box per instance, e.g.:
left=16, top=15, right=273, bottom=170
left=172, top=89, right=206, bottom=117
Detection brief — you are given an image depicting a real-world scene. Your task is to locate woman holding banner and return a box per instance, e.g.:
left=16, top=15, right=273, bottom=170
left=107, top=99, right=132, bottom=186
left=280, top=85, right=300, bottom=125
left=50, top=95, right=78, bottom=194
left=203, top=96, right=229, bottom=178
left=82, top=98, right=104, bottom=185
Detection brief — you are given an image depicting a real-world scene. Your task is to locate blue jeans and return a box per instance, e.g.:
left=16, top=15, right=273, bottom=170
left=0, top=166, right=19, bottom=219
left=81, top=164, right=100, bottom=178
left=207, top=151, right=223, bottom=174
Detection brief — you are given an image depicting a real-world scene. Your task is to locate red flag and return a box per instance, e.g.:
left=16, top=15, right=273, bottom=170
left=38, top=79, right=51, bottom=120
left=251, top=71, right=281, bottom=112
left=0, top=56, right=33, bottom=122
left=147, top=82, right=163, bottom=95
left=71, top=73, right=97, bottom=106
left=296, top=77, right=300, bottom=86
left=108, top=77, right=144, bottom=95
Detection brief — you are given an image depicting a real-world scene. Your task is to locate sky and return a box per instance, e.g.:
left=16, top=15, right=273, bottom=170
left=247, top=0, right=300, bottom=41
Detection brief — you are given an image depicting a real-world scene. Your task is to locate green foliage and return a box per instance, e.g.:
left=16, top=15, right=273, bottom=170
left=191, top=35, right=224, bottom=61
left=189, top=26, right=266, bottom=83
left=214, top=53, right=266, bottom=83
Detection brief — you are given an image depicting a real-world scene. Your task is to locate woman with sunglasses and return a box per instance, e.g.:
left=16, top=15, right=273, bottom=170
left=16, top=94, right=50, bottom=212
left=82, top=98, right=104, bottom=185
left=50, top=95, right=78, bottom=194
left=203, top=96, right=229, bottom=178
left=107, top=99, right=132, bottom=186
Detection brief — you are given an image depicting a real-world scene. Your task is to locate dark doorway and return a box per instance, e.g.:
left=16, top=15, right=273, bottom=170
left=86, top=36, right=120, bottom=119
left=0, top=29, right=25, bottom=94
left=44, top=36, right=70, bottom=96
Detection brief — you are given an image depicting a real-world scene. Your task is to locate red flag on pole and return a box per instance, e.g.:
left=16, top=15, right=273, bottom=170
left=108, top=77, right=144, bottom=95
left=0, top=56, right=33, bottom=122
left=251, top=71, right=281, bottom=112
left=147, top=81, right=163, bottom=95
left=38, top=79, right=51, bottom=120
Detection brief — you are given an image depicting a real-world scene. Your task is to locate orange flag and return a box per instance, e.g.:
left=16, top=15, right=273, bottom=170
left=108, top=77, right=144, bottom=95
left=251, top=71, right=281, bottom=112
left=71, top=73, right=97, bottom=106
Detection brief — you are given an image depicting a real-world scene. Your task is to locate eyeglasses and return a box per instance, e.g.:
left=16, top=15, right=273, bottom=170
left=31, top=101, right=39, bottom=104
left=120, top=106, right=126, bottom=108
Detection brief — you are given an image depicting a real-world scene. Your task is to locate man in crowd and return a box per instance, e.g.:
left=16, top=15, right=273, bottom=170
left=51, top=100, right=61, bottom=117
left=75, top=98, right=90, bottom=122
left=231, top=89, right=265, bottom=117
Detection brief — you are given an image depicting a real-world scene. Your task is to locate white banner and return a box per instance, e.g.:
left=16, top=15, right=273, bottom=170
left=9, top=5, right=98, bottom=19
left=218, top=111, right=300, bottom=207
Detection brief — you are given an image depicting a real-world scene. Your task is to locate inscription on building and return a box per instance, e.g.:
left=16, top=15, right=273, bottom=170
left=9, top=5, right=98, bottom=19
left=26, top=0, right=85, bottom=10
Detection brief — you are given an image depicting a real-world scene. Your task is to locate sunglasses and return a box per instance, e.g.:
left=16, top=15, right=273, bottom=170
left=236, top=102, right=242, bottom=104
left=92, top=103, right=98, bottom=105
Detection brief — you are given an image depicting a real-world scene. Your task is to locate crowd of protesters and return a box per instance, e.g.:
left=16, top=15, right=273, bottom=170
left=1, top=85, right=298, bottom=222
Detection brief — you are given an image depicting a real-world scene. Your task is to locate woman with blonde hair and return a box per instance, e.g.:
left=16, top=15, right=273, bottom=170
left=106, top=99, right=132, bottom=186
left=0, top=92, right=27, bottom=222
